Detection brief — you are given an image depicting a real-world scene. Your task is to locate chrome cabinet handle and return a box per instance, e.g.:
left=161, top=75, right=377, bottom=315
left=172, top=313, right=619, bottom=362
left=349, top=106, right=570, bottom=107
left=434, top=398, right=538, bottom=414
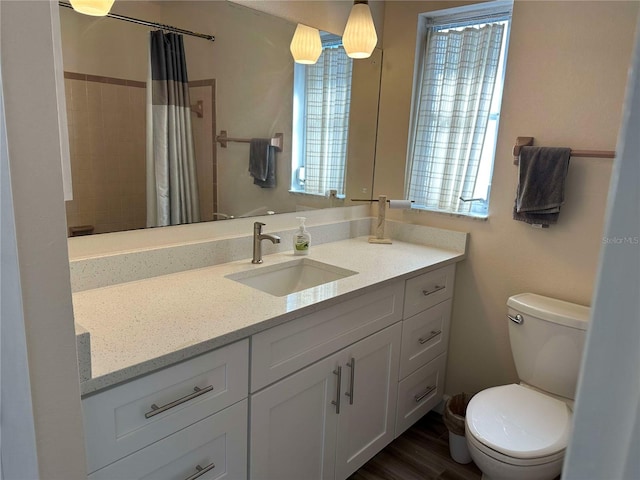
left=418, top=329, right=442, bottom=344
left=184, top=463, right=215, bottom=480
left=145, top=385, right=214, bottom=419
left=507, top=314, right=524, bottom=325
left=414, top=385, right=437, bottom=403
left=422, top=285, right=445, bottom=296
left=345, top=357, right=356, bottom=405
left=331, top=366, right=342, bottom=414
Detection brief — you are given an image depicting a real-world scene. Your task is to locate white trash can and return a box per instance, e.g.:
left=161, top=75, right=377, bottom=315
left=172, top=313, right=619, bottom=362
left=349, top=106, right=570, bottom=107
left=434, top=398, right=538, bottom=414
left=443, top=393, right=474, bottom=464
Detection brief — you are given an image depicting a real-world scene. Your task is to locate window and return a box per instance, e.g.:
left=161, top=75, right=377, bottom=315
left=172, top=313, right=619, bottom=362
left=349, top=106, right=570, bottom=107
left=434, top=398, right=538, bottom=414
left=291, top=34, right=353, bottom=197
left=405, top=1, right=512, bottom=217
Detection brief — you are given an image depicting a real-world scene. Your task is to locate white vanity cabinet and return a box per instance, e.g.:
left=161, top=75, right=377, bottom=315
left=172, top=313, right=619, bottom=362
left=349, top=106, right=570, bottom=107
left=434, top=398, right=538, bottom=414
left=82, top=339, right=249, bottom=479
left=250, top=282, right=405, bottom=392
left=249, top=282, right=405, bottom=480
left=80, top=257, right=461, bottom=480
left=250, top=323, right=401, bottom=480
left=395, top=264, right=455, bottom=436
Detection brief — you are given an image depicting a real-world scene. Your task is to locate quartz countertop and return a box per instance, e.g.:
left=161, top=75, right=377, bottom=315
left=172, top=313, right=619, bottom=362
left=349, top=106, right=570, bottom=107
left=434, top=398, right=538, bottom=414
left=74, top=236, right=465, bottom=395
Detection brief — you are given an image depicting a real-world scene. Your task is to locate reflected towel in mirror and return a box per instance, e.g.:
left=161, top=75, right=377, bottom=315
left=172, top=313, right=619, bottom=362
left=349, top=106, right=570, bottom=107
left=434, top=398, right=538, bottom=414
left=250, top=138, right=276, bottom=188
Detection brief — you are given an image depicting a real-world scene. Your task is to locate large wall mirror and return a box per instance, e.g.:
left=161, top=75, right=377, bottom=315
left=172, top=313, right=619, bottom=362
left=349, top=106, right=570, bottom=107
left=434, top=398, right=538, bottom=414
left=59, top=0, right=382, bottom=236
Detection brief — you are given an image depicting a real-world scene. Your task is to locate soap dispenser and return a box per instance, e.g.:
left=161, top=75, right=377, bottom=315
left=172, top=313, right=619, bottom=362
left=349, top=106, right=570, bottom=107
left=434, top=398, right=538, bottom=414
left=293, top=217, right=311, bottom=255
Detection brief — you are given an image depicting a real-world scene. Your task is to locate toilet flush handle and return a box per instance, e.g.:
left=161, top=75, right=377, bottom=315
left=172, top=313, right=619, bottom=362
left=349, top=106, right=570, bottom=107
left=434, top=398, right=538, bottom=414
left=507, top=313, right=524, bottom=325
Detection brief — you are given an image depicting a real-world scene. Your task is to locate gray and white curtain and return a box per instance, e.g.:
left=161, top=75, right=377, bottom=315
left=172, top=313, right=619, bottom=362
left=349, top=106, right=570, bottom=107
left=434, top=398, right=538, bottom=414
left=146, top=30, right=200, bottom=227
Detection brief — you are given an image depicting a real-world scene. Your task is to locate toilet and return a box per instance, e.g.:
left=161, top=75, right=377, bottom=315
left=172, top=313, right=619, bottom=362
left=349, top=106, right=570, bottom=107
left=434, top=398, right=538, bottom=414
left=465, top=293, right=589, bottom=480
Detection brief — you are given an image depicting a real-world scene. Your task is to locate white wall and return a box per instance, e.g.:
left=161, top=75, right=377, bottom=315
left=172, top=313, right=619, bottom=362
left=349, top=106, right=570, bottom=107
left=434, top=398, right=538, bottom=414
left=0, top=1, right=87, bottom=478
left=564, top=12, right=640, bottom=478
left=374, top=0, right=639, bottom=394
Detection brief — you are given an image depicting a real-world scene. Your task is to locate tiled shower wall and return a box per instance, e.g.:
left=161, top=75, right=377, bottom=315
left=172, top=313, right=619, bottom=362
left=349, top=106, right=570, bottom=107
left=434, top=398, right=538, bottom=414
left=64, top=73, right=147, bottom=235
left=64, top=74, right=217, bottom=236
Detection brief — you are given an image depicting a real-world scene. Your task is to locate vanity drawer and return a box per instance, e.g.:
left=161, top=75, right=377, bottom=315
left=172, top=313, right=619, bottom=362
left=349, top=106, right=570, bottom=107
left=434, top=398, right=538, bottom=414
left=251, top=281, right=404, bottom=392
left=399, top=299, right=452, bottom=379
left=83, top=340, right=249, bottom=473
left=88, top=399, right=248, bottom=480
left=395, top=353, right=446, bottom=437
left=403, top=264, right=455, bottom=318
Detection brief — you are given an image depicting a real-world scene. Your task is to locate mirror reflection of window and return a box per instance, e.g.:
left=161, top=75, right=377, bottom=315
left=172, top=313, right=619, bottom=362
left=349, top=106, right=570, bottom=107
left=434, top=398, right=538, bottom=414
left=291, top=32, right=353, bottom=198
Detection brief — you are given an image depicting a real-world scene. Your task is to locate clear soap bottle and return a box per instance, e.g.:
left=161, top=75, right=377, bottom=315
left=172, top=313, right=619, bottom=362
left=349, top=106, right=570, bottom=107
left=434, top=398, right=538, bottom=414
left=293, top=217, right=311, bottom=255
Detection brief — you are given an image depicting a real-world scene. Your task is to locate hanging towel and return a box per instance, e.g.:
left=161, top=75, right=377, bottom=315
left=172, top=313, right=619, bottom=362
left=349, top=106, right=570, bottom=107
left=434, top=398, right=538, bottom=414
left=513, top=146, right=571, bottom=226
left=249, top=138, right=276, bottom=188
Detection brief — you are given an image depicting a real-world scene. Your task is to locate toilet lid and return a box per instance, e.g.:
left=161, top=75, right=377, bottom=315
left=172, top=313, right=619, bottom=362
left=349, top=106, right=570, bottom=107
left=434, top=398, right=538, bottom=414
left=466, top=384, right=571, bottom=459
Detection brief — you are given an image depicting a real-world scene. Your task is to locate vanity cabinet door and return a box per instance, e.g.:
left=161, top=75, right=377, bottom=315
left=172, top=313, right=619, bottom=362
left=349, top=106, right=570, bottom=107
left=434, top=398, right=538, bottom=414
left=250, top=323, right=402, bottom=480
left=250, top=351, right=341, bottom=480
left=334, top=323, right=401, bottom=480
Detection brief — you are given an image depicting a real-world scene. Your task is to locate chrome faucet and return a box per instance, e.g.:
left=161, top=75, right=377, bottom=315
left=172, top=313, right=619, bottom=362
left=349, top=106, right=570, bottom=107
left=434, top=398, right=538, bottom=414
left=252, top=222, right=281, bottom=264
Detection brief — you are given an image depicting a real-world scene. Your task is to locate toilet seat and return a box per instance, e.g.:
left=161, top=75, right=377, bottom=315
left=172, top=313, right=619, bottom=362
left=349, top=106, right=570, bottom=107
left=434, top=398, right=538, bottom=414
left=466, top=427, right=565, bottom=468
left=466, top=384, right=572, bottom=461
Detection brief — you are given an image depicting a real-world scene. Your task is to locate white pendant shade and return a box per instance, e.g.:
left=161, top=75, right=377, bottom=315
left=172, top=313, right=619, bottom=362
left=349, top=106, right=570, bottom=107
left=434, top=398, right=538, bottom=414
left=342, top=2, right=378, bottom=59
left=69, top=0, right=115, bottom=16
left=290, top=24, right=322, bottom=65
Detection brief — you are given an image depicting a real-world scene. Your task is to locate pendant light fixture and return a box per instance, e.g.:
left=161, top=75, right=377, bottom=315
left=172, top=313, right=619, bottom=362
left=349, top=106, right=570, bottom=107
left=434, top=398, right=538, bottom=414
left=342, top=0, right=377, bottom=59
left=69, top=0, right=115, bottom=16
left=290, top=24, right=323, bottom=64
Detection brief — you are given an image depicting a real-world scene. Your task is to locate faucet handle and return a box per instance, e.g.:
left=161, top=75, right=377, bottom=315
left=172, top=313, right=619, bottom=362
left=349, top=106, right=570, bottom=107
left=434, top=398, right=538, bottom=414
left=254, top=221, right=265, bottom=233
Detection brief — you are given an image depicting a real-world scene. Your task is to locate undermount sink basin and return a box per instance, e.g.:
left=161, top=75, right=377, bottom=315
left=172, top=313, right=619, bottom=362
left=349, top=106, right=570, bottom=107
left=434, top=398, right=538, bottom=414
left=226, top=258, right=358, bottom=297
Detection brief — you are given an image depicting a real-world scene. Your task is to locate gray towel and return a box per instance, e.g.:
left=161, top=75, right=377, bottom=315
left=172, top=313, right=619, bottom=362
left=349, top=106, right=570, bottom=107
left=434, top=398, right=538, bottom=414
left=249, top=138, right=276, bottom=188
left=513, top=146, right=571, bottom=226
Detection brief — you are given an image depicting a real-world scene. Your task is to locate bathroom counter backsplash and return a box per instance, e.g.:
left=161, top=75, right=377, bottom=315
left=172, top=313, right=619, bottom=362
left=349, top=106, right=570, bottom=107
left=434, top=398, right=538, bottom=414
left=69, top=210, right=467, bottom=293
left=73, top=223, right=467, bottom=396
left=69, top=207, right=373, bottom=292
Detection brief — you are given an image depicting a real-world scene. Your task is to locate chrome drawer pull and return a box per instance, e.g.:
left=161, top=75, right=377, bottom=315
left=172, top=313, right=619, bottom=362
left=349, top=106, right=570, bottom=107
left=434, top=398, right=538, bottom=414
left=331, top=366, right=342, bottom=414
left=184, top=463, right=215, bottom=480
left=345, top=357, right=356, bottom=405
left=418, top=330, right=442, bottom=344
left=507, top=314, right=524, bottom=325
left=414, top=385, right=437, bottom=403
left=145, top=385, right=214, bottom=419
left=422, top=285, right=445, bottom=296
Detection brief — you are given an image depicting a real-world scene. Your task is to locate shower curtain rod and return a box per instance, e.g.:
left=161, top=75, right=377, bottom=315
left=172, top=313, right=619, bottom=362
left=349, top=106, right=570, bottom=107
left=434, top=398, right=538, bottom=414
left=58, top=2, right=216, bottom=42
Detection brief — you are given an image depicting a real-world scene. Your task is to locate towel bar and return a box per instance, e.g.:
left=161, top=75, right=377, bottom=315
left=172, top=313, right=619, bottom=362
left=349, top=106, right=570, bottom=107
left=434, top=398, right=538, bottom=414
left=513, top=136, right=615, bottom=164
left=216, top=130, right=283, bottom=152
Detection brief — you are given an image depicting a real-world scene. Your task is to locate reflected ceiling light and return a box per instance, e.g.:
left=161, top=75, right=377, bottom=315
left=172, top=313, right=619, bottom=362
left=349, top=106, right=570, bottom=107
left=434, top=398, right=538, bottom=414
left=69, top=0, right=115, bottom=16
left=290, top=24, right=322, bottom=64
left=342, top=0, right=377, bottom=59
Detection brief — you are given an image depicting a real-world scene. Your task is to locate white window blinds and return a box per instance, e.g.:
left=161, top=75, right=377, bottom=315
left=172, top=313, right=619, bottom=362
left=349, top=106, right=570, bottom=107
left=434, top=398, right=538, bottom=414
left=406, top=21, right=506, bottom=214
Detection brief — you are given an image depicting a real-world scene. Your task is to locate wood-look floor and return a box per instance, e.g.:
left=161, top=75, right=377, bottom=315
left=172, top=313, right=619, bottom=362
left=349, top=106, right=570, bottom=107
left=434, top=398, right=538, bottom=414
left=348, top=411, right=483, bottom=480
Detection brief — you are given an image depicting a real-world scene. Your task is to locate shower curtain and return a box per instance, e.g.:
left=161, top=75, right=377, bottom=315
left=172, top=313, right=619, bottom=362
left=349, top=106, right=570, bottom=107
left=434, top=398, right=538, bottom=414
left=146, top=30, right=200, bottom=227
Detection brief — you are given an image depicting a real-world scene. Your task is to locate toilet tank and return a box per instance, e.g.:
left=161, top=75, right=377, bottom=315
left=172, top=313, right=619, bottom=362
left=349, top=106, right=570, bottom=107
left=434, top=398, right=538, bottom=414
left=507, top=293, right=590, bottom=400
